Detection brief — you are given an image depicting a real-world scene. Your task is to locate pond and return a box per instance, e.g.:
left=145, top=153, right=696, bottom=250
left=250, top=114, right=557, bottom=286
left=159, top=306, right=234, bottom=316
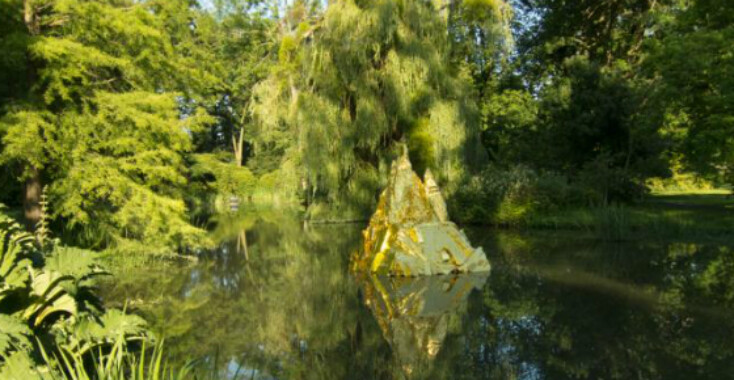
left=100, top=212, right=734, bottom=379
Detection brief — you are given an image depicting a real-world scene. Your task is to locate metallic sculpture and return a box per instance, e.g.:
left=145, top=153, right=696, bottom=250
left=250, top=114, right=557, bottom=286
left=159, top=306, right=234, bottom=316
left=352, top=149, right=490, bottom=276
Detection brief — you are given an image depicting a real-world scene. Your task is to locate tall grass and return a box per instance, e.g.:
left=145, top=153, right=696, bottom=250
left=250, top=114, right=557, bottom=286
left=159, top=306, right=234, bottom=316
left=512, top=197, right=734, bottom=242
left=590, top=204, right=631, bottom=241
left=37, top=337, right=193, bottom=380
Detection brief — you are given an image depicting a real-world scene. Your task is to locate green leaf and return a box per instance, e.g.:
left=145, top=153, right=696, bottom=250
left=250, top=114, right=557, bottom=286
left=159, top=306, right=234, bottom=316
left=0, top=315, right=31, bottom=356
left=0, top=350, right=54, bottom=380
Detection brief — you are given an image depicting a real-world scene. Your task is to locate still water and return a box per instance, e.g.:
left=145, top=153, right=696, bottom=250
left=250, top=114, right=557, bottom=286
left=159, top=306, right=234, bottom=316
left=101, top=212, right=734, bottom=379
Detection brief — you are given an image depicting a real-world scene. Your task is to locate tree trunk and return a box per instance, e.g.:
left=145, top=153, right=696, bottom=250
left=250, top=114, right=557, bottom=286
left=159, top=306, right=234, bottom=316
left=23, top=0, right=41, bottom=229
left=24, top=0, right=40, bottom=35
left=232, top=126, right=245, bottom=167
left=24, top=167, right=42, bottom=228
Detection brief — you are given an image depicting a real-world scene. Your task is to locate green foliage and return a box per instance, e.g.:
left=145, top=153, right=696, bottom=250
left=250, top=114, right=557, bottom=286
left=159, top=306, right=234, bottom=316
left=518, top=0, right=669, bottom=67
left=0, top=211, right=156, bottom=378
left=646, top=0, right=734, bottom=185
left=249, top=0, right=489, bottom=216
left=646, top=173, right=716, bottom=195
left=0, top=315, right=31, bottom=357
left=538, top=57, right=665, bottom=196
left=0, top=0, right=30, bottom=103
left=191, top=3, right=274, bottom=158
left=1, top=336, right=191, bottom=380
left=189, top=153, right=270, bottom=213
left=481, top=56, right=667, bottom=204
left=191, top=153, right=256, bottom=199
left=481, top=88, right=538, bottom=161
left=497, top=0, right=676, bottom=204
left=0, top=0, right=217, bottom=252
left=36, top=186, right=51, bottom=248
left=406, top=117, right=436, bottom=176
left=448, top=0, right=513, bottom=92
left=43, top=92, right=212, bottom=250
left=37, top=337, right=190, bottom=380
left=450, top=164, right=576, bottom=225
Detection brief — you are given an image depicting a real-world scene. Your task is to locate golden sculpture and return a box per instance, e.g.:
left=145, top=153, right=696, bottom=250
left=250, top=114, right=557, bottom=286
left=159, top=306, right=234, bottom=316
left=352, top=148, right=490, bottom=276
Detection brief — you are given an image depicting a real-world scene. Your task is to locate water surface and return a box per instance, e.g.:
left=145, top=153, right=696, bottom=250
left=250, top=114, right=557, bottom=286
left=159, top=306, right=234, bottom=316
left=101, top=213, right=734, bottom=379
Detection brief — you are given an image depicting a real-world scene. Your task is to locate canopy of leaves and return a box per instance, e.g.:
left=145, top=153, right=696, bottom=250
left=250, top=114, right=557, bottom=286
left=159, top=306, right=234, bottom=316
left=646, top=0, right=734, bottom=184
left=249, top=0, right=495, bottom=217
left=0, top=0, right=218, bottom=251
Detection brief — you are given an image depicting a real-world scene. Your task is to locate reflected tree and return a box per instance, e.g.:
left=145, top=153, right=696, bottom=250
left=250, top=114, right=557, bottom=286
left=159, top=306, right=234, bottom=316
left=100, top=221, right=734, bottom=379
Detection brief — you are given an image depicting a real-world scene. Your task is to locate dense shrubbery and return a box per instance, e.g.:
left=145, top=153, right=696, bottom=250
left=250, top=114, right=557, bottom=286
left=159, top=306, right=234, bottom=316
left=646, top=161, right=719, bottom=194
left=448, top=162, right=654, bottom=226
left=450, top=165, right=576, bottom=225
left=0, top=207, right=184, bottom=378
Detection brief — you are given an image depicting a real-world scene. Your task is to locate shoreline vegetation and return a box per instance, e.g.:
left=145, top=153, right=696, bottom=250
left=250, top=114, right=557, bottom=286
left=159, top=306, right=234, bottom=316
left=306, top=191, right=734, bottom=242
left=1, top=0, right=732, bottom=257
left=0, top=208, right=185, bottom=379
left=475, top=191, right=734, bottom=241
left=1, top=0, right=733, bottom=378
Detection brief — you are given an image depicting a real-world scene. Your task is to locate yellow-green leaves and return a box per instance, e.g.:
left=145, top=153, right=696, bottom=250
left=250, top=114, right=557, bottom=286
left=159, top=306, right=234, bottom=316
left=0, top=111, right=54, bottom=176
left=31, top=37, right=134, bottom=104
left=0, top=215, right=36, bottom=305
left=0, top=0, right=219, bottom=252
left=0, top=212, right=158, bottom=378
left=48, top=92, right=210, bottom=251
left=192, top=153, right=256, bottom=199
left=250, top=0, right=487, bottom=215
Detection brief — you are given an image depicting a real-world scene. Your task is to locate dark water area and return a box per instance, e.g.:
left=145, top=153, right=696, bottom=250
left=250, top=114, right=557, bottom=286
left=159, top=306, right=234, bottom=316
left=100, top=213, right=734, bottom=379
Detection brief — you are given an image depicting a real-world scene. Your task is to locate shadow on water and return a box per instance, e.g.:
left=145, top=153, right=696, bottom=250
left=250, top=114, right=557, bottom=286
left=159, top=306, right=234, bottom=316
left=100, top=213, right=734, bottom=379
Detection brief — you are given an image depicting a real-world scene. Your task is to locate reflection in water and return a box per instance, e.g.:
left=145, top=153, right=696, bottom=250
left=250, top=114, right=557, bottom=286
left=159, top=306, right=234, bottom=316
left=236, top=229, right=249, bottom=260
left=100, top=214, right=734, bottom=379
left=357, top=274, right=487, bottom=377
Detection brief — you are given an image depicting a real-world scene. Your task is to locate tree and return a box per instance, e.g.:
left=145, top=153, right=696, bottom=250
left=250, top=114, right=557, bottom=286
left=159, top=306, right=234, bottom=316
left=479, top=0, right=672, bottom=203
left=0, top=0, right=217, bottom=250
left=647, top=0, right=734, bottom=185
left=517, top=0, right=671, bottom=70
left=249, top=0, right=495, bottom=218
left=191, top=0, right=274, bottom=167
left=447, top=0, right=514, bottom=96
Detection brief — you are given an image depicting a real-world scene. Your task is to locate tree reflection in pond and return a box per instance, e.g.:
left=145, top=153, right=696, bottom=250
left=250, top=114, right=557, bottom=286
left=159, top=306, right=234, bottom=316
left=100, top=215, right=734, bottom=379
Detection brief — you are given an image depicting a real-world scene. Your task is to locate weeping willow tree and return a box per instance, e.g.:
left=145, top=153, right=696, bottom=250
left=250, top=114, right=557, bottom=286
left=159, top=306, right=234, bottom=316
left=249, top=0, right=511, bottom=219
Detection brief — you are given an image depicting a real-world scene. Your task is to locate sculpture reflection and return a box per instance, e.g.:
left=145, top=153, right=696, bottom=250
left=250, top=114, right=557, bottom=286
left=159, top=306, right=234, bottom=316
left=358, top=273, right=488, bottom=378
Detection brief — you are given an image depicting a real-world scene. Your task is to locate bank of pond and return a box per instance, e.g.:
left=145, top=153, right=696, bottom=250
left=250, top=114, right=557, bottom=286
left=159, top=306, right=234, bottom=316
left=2, top=194, right=734, bottom=379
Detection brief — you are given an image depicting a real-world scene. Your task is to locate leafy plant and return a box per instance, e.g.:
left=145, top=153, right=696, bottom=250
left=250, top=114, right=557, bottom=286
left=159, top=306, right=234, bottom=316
left=450, top=164, right=576, bottom=225
left=1, top=336, right=192, bottom=380
left=40, top=337, right=192, bottom=380
left=0, top=211, right=157, bottom=378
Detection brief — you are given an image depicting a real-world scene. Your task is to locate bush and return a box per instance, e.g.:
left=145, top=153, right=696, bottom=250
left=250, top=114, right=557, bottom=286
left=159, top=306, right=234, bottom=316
left=0, top=210, right=165, bottom=378
left=449, top=165, right=575, bottom=225
left=646, top=165, right=716, bottom=194
left=576, top=152, right=648, bottom=205
left=191, top=153, right=257, bottom=200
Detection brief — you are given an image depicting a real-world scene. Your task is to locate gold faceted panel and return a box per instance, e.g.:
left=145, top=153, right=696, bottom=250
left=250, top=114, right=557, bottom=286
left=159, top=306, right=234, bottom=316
left=352, top=149, right=490, bottom=276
